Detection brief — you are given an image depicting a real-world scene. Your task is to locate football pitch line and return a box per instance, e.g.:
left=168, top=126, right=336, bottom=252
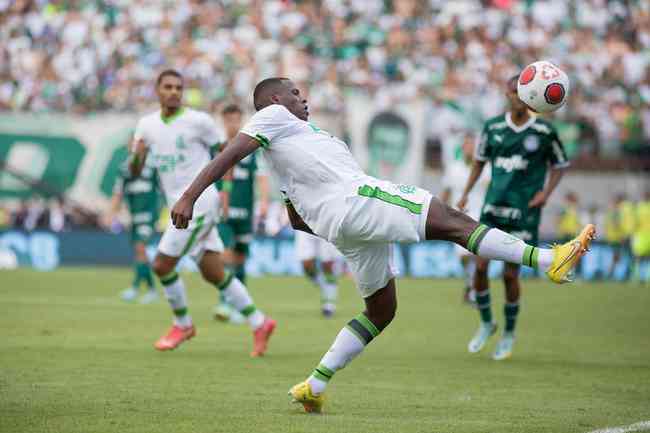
left=587, top=421, right=650, bottom=433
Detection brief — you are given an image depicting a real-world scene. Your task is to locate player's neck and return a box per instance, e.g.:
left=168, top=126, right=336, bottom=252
left=161, top=106, right=183, bottom=120
left=508, top=110, right=530, bottom=126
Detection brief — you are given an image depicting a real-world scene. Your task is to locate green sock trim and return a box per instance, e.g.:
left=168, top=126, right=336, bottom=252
left=160, top=271, right=179, bottom=285
left=312, top=364, right=335, bottom=382
left=324, top=272, right=337, bottom=285
left=215, top=271, right=234, bottom=292
left=467, top=224, right=490, bottom=254
left=522, top=245, right=538, bottom=268
left=173, top=307, right=188, bottom=317
left=355, top=313, right=380, bottom=337
left=240, top=304, right=256, bottom=317
left=346, top=313, right=380, bottom=345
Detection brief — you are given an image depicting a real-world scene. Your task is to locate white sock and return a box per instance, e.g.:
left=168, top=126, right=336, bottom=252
left=219, top=275, right=265, bottom=330
left=320, top=281, right=338, bottom=307
left=469, top=226, right=553, bottom=271
left=308, top=314, right=378, bottom=395
left=160, top=272, right=192, bottom=328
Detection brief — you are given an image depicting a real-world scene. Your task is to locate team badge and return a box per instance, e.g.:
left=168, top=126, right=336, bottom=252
left=524, top=135, right=540, bottom=152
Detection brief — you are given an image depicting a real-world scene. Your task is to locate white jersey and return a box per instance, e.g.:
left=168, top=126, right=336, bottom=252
left=134, top=108, right=225, bottom=214
left=241, top=104, right=368, bottom=241
left=442, top=160, right=490, bottom=221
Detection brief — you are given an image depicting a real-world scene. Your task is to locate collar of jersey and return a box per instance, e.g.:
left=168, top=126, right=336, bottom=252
left=506, top=112, right=536, bottom=133
left=161, top=107, right=185, bottom=124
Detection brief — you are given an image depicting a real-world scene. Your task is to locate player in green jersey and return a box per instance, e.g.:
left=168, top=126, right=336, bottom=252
left=107, top=162, right=160, bottom=303
left=457, top=75, right=570, bottom=361
left=632, top=191, right=650, bottom=285
left=213, top=104, right=270, bottom=323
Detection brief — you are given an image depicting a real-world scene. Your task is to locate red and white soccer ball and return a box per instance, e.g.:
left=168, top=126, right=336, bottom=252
left=517, top=60, right=570, bottom=113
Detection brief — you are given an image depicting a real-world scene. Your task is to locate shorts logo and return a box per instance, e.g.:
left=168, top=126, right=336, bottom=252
left=524, top=135, right=540, bottom=152
left=398, top=185, right=416, bottom=195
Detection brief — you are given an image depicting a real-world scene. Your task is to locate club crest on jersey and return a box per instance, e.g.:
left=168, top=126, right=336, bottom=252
left=524, top=135, right=540, bottom=152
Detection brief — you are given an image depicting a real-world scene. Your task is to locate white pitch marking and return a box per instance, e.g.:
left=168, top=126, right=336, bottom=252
left=587, top=421, right=650, bottom=433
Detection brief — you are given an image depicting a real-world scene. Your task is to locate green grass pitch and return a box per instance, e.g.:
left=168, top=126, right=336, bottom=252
left=1, top=268, right=649, bottom=433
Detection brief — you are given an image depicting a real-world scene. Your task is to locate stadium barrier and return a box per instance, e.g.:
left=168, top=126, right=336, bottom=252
left=0, top=229, right=637, bottom=281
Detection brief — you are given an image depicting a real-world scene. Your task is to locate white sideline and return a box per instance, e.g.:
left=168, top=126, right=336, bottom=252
left=587, top=421, right=650, bottom=433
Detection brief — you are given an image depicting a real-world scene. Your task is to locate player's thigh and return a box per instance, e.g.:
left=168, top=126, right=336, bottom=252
left=337, top=241, right=396, bottom=299
left=341, top=180, right=432, bottom=244
left=295, top=230, right=318, bottom=262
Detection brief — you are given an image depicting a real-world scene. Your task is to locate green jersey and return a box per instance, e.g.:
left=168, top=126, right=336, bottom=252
left=476, top=113, right=569, bottom=243
left=114, top=164, right=159, bottom=242
left=219, top=151, right=258, bottom=221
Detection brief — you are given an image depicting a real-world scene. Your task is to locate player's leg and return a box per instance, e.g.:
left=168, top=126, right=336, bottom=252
left=120, top=241, right=142, bottom=302
left=151, top=252, right=196, bottom=350
left=468, top=256, right=497, bottom=353
left=296, top=231, right=333, bottom=314
left=320, top=260, right=338, bottom=317
left=290, top=243, right=393, bottom=413
left=134, top=241, right=158, bottom=304
left=213, top=222, right=240, bottom=322
left=424, top=198, right=595, bottom=283
left=493, top=263, right=520, bottom=361
left=197, top=244, right=275, bottom=357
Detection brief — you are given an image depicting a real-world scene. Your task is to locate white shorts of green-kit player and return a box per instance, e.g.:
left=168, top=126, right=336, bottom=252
left=158, top=207, right=224, bottom=260
left=331, top=177, right=432, bottom=298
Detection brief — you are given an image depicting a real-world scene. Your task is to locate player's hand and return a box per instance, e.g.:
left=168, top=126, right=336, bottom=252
left=171, top=195, right=195, bottom=229
left=219, top=191, right=230, bottom=219
left=528, top=191, right=548, bottom=208
left=456, top=195, right=468, bottom=212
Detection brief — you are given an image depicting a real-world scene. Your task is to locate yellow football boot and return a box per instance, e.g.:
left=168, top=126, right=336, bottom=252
left=288, top=380, right=325, bottom=414
left=546, top=224, right=596, bottom=283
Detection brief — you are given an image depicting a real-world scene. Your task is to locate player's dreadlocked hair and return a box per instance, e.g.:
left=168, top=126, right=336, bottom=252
left=253, top=77, right=289, bottom=111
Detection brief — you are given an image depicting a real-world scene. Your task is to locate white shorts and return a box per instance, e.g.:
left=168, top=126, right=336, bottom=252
left=334, top=179, right=432, bottom=298
left=158, top=210, right=224, bottom=261
left=294, top=231, right=341, bottom=262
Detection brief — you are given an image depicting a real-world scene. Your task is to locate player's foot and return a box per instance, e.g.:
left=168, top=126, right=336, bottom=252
left=154, top=325, right=196, bottom=351
left=546, top=224, right=596, bottom=283
left=139, top=290, right=159, bottom=304
left=492, top=333, right=515, bottom=361
left=468, top=321, right=497, bottom=353
left=251, top=318, right=276, bottom=357
left=213, top=303, right=233, bottom=322
left=321, top=303, right=336, bottom=318
left=120, top=287, right=138, bottom=302
left=288, top=380, right=325, bottom=414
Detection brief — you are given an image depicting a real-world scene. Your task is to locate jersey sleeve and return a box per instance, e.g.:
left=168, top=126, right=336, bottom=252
left=547, top=127, right=570, bottom=169
left=200, top=113, right=226, bottom=148
left=240, top=104, right=294, bottom=149
left=474, top=126, right=490, bottom=162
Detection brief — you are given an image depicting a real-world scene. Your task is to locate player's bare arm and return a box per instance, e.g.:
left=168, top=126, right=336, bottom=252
left=171, top=132, right=260, bottom=228
left=457, top=160, right=486, bottom=211
left=257, top=174, right=270, bottom=219
left=286, top=200, right=314, bottom=234
left=529, top=166, right=566, bottom=208
left=129, top=138, right=148, bottom=177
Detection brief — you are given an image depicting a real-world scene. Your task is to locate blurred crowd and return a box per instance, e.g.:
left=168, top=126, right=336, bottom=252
left=0, top=198, right=100, bottom=231
left=1, top=0, right=649, bottom=157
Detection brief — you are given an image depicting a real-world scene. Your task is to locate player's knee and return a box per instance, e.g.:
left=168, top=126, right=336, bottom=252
left=152, top=258, right=172, bottom=277
left=502, top=268, right=519, bottom=285
left=302, top=260, right=317, bottom=277
left=475, top=260, right=489, bottom=275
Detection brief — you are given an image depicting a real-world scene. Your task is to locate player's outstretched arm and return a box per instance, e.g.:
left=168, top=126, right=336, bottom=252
left=457, top=160, right=485, bottom=211
left=172, top=133, right=260, bottom=228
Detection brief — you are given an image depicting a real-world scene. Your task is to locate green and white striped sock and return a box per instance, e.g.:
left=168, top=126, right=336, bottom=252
left=159, top=271, right=192, bottom=328
left=307, top=313, right=380, bottom=395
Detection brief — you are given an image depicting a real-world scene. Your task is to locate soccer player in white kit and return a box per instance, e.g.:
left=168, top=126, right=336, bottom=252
left=294, top=231, right=341, bottom=317
left=171, top=78, right=595, bottom=413
left=440, top=134, right=489, bottom=305
left=129, top=70, right=275, bottom=356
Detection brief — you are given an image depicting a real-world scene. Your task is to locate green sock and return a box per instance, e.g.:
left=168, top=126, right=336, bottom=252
left=132, top=262, right=144, bottom=289
left=504, top=302, right=520, bottom=333
left=476, top=289, right=493, bottom=324
left=235, top=264, right=246, bottom=285
left=141, top=262, right=154, bottom=289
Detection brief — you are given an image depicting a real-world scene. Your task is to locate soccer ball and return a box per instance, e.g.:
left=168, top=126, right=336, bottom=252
left=517, top=60, right=569, bottom=113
